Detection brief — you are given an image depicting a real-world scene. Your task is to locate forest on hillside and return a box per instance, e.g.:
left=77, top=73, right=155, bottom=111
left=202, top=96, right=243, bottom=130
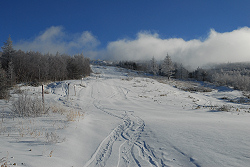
left=117, top=57, right=250, bottom=92
left=2, top=35, right=250, bottom=99
left=0, top=36, right=91, bottom=99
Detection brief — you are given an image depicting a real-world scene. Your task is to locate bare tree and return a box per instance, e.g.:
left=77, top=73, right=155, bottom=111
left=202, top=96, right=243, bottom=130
left=67, top=54, right=91, bottom=79
left=1, top=36, right=91, bottom=85
left=7, top=61, right=16, bottom=86
left=0, top=64, right=8, bottom=99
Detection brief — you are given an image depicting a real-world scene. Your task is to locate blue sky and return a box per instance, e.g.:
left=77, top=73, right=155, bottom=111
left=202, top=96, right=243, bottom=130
left=1, top=0, right=250, bottom=67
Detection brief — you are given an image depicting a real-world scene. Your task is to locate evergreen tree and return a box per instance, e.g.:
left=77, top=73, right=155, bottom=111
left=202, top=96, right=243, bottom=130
left=1, top=35, right=15, bottom=70
left=162, top=54, right=174, bottom=79
left=175, top=63, right=189, bottom=79
left=150, top=56, right=158, bottom=75
left=194, top=67, right=208, bottom=81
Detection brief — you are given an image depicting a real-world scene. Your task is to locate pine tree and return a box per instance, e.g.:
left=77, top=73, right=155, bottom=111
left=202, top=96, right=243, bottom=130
left=1, top=35, right=15, bottom=70
left=162, top=54, right=174, bottom=79
left=1, top=36, right=16, bottom=87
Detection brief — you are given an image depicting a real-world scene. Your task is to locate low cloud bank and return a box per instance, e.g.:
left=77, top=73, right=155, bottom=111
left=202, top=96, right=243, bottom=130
left=14, top=26, right=250, bottom=69
left=15, top=26, right=100, bottom=56
left=106, top=27, right=250, bottom=69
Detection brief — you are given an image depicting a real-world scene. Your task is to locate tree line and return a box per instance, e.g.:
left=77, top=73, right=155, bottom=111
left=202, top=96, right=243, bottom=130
left=117, top=54, right=189, bottom=80
left=0, top=36, right=91, bottom=99
left=117, top=55, right=250, bottom=91
left=201, top=63, right=250, bottom=91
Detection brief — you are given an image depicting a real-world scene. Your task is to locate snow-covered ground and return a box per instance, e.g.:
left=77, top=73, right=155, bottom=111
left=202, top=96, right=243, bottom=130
left=1, top=65, right=250, bottom=167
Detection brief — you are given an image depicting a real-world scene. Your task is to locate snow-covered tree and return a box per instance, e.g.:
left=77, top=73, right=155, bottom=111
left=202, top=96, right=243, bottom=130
left=150, top=56, right=158, bottom=75
left=67, top=53, right=91, bottom=79
left=162, top=54, right=174, bottom=79
left=175, top=63, right=189, bottom=79
left=194, top=67, right=208, bottom=81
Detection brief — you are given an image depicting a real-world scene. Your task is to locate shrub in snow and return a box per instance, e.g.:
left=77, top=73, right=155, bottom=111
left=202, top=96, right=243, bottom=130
left=45, top=132, right=59, bottom=143
left=12, top=92, right=48, bottom=117
left=219, top=105, right=231, bottom=112
left=50, top=105, right=84, bottom=122
left=181, top=86, right=212, bottom=92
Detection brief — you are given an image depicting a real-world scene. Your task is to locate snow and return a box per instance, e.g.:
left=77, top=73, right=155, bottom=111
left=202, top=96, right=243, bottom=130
left=1, top=65, right=250, bottom=167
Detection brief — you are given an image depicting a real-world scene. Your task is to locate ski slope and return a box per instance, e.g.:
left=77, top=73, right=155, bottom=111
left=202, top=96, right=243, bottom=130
left=1, top=65, right=250, bottom=167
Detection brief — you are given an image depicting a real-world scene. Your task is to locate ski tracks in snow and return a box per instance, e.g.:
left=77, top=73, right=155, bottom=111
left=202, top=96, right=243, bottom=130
left=84, top=79, right=163, bottom=167
left=116, top=113, right=161, bottom=167
left=84, top=107, right=161, bottom=167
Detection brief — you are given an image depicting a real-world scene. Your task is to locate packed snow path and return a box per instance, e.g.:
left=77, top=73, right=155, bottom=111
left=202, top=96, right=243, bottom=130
left=81, top=68, right=164, bottom=167
left=61, top=66, right=205, bottom=167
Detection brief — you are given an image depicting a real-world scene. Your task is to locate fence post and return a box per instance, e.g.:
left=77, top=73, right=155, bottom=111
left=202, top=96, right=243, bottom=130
left=42, top=85, right=45, bottom=113
left=68, top=83, right=70, bottom=100
left=74, top=85, right=76, bottom=96
left=42, top=85, right=44, bottom=104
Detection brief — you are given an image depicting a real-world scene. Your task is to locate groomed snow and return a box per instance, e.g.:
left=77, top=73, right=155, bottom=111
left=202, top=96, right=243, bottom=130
left=1, top=65, right=250, bottom=167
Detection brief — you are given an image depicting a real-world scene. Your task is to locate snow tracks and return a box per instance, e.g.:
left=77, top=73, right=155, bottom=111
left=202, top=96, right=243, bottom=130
left=83, top=79, right=163, bottom=167
left=84, top=109, right=162, bottom=167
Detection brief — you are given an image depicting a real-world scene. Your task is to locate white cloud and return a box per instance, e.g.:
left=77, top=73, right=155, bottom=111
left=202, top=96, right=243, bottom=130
left=15, top=26, right=100, bottom=56
left=68, top=31, right=100, bottom=51
left=37, top=26, right=65, bottom=42
left=105, top=27, right=250, bottom=69
left=14, top=26, right=250, bottom=69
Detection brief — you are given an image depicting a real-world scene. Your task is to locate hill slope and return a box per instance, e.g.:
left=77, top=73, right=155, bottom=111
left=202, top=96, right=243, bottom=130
left=1, top=65, right=250, bottom=167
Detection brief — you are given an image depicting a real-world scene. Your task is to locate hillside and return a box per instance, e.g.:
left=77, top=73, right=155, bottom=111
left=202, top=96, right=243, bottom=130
left=1, top=65, right=250, bottom=167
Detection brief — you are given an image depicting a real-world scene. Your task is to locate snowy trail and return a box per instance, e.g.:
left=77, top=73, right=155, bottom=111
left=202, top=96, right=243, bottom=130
left=43, top=66, right=250, bottom=167
left=2, top=65, right=250, bottom=167
left=80, top=66, right=202, bottom=167
left=81, top=66, right=250, bottom=167
left=82, top=77, right=162, bottom=167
